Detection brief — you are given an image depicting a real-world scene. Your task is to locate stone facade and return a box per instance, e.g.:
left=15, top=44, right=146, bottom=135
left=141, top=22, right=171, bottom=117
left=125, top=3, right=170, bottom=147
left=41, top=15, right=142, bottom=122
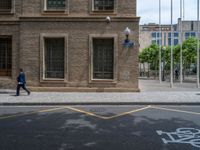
left=176, top=18, right=200, bottom=40
left=139, top=19, right=200, bottom=52
left=0, top=0, right=139, bottom=92
left=139, top=23, right=172, bottom=51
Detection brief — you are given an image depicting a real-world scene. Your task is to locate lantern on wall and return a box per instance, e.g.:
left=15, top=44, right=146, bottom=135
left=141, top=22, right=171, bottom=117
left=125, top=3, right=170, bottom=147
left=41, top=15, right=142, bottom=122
left=123, top=27, right=134, bottom=48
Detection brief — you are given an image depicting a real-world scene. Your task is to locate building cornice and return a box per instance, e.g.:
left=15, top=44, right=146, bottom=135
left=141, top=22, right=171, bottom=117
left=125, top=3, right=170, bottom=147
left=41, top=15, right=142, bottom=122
left=18, top=16, right=140, bottom=22
left=0, top=21, right=19, bottom=25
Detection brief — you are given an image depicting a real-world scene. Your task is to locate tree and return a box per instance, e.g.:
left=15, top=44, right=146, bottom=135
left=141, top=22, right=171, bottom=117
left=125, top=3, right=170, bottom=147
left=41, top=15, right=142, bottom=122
left=139, top=43, right=159, bottom=67
left=139, top=43, right=159, bottom=77
left=182, top=37, right=197, bottom=76
left=139, top=37, right=199, bottom=79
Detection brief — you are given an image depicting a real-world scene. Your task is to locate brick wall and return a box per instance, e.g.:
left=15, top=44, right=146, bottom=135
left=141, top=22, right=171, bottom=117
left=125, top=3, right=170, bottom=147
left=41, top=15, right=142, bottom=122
left=19, top=20, right=139, bottom=89
left=0, top=0, right=139, bottom=91
left=20, top=0, right=136, bottom=17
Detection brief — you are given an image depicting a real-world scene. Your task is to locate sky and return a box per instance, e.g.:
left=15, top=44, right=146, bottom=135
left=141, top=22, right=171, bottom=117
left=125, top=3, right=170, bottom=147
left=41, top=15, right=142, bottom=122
left=137, top=0, right=198, bottom=24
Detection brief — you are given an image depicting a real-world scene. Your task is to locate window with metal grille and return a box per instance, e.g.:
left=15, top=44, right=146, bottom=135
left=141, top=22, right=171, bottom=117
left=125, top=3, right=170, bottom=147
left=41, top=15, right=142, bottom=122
left=47, top=0, right=65, bottom=10
left=0, top=37, right=12, bottom=76
left=93, top=38, right=114, bottom=79
left=45, top=38, right=64, bottom=79
left=0, top=0, right=12, bottom=11
left=93, top=0, right=114, bottom=11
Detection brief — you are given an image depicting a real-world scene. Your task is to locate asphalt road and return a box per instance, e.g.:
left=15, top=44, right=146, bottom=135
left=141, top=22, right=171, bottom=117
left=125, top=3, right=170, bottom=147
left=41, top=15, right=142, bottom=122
left=0, top=105, right=200, bottom=150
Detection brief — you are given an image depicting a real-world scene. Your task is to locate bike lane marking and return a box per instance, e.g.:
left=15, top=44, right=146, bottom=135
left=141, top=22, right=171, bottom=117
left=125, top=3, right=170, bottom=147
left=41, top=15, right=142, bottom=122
left=151, top=106, right=200, bottom=116
left=157, top=128, right=200, bottom=148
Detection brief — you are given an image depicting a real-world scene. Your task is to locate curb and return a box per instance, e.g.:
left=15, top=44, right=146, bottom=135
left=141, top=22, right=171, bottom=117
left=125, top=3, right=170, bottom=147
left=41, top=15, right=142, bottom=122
left=1, top=102, right=200, bottom=106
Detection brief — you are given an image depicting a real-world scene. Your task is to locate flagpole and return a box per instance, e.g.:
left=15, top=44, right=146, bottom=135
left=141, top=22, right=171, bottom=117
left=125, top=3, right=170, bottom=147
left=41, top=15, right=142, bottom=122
left=159, top=0, right=162, bottom=83
left=197, top=0, right=200, bottom=88
left=170, top=0, right=174, bottom=88
left=183, top=0, right=185, bottom=20
left=180, top=0, right=183, bottom=84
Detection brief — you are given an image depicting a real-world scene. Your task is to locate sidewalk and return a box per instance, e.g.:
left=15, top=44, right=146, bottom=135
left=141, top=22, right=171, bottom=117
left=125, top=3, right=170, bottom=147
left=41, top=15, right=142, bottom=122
left=0, top=80, right=200, bottom=105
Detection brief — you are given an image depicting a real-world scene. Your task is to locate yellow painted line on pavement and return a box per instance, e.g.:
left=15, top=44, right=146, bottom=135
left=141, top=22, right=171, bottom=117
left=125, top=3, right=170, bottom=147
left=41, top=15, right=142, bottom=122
left=0, top=107, right=68, bottom=120
left=104, top=105, right=152, bottom=120
left=64, top=106, right=109, bottom=119
left=151, top=106, right=200, bottom=116
left=0, top=105, right=152, bottom=120
left=37, top=107, right=69, bottom=113
left=65, top=105, right=152, bottom=120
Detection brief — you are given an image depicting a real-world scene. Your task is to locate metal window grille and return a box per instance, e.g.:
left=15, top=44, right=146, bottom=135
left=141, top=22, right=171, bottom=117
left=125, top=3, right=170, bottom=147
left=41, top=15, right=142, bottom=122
left=93, top=39, right=114, bottom=79
left=47, top=0, right=65, bottom=10
left=0, top=37, right=12, bottom=76
left=0, top=0, right=12, bottom=11
left=94, top=0, right=114, bottom=11
left=45, top=38, right=64, bottom=79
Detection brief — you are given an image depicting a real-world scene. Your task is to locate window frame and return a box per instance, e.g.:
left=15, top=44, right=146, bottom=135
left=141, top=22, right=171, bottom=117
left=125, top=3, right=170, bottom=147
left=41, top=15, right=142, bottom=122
left=93, top=38, right=114, bottom=80
left=151, top=32, right=162, bottom=45
left=168, top=32, right=179, bottom=46
left=0, top=36, right=12, bottom=77
left=90, top=0, right=117, bottom=14
left=185, top=32, right=196, bottom=39
left=42, top=0, right=69, bottom=14
left=151, top=32, right=156, bottom=38
left=0, top=0, right=14, bottom=14
left=40, top=33, right=68, bottom=82
left=44, top=38, right=65, bottom=79
left=191, top=32, right=196, bottom=37
left=89, top=34, right=118, bottom=83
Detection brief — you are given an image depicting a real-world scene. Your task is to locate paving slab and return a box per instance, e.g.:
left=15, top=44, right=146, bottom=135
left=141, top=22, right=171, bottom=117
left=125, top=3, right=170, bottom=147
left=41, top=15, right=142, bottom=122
left=0, top=80, right=199, bottom=105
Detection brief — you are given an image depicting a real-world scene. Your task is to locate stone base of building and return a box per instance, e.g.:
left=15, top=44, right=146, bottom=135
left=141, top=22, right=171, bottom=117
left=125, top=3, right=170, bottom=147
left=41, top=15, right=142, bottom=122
left=0, top=78, right=139, bottom=92
left=28, top=87, right=140, bottom=92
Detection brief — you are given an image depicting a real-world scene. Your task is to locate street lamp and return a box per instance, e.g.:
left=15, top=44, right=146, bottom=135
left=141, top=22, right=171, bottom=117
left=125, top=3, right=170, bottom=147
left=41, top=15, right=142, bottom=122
left=162, top=46, right=166, bottom=81
left=123, top=27, right=134, bottom=48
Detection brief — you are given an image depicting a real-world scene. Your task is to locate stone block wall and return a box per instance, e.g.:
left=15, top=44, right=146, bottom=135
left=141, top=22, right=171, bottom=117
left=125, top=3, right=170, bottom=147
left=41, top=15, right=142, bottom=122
left=0, top=0, right=139, bottom=91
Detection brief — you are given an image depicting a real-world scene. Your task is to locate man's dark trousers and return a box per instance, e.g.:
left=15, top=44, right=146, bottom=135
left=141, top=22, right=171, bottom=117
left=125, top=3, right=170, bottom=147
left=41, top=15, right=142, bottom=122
left=16, top=84, right=30, bottom=96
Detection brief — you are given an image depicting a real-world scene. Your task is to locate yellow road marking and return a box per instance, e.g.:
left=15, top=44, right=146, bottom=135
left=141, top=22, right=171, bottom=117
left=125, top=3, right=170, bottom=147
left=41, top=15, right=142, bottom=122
left=104, top=105, right=152, bottom=120
left=0, top=105, right=153, bottom=120
left=0, top=107, right=68, bottom=120
left=0, top=112, right=37, bottom=120
left=37, top=107, right=69, bottom=113
left=151, top=106, right=200, bottom=116
left=65, top=105, right=152, bottom=120
left=64, top=106, right=109, bottom=119
left=3, top=105, right=199, bottom=121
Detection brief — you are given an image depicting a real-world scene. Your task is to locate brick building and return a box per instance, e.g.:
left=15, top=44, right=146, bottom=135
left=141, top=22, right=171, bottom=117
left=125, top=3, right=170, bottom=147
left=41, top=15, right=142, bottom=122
left=0, top=0, right=139, bottom=92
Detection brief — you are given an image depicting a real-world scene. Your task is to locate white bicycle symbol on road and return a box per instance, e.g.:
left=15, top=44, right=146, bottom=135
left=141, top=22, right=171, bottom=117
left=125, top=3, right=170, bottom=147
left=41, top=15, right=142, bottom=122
left=157, top=128, right=200, bottom=148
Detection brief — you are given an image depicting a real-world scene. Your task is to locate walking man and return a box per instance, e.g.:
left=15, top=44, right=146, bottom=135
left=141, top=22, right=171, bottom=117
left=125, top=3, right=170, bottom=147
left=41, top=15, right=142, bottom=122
left=16, top=68, right=30, bottom=96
